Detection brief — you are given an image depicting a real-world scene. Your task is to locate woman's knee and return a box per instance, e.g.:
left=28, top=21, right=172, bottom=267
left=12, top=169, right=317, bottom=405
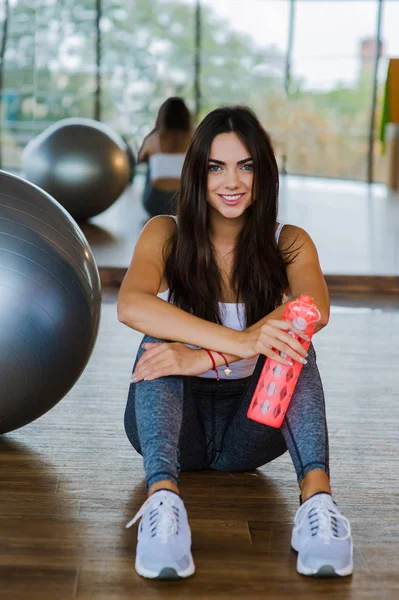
left=305, top=342, right=317, bottom=363
left=141, top=334, right=167, bottom=345
left=134, top=335, right=168, bottom=363
left=295, top=343, right=320, bottom=387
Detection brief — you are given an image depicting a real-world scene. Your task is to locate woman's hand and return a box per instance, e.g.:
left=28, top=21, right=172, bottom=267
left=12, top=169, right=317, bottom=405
left=237, top=319, right=310, bottom=365
left=131, top=342, right=212, bottom=382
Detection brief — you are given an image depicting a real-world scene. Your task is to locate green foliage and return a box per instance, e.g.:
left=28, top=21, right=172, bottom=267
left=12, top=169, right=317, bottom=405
left=0, top=0, right=385, bottom=180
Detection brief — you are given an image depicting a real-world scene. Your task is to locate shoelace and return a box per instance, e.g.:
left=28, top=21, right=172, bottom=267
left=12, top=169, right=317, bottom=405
left=125, top=494, right=179, bottom=541
left=295, top=496, right=351, bottom=544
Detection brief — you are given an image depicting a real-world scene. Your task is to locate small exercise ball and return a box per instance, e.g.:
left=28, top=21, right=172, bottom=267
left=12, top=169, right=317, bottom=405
left=22, top=118, right=131, bottom=221
left=0, top=171, right=101, bottom=434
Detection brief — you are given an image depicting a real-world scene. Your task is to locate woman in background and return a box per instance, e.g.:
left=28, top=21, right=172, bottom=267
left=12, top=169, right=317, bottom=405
left=138, top=97, right=192, bottom=217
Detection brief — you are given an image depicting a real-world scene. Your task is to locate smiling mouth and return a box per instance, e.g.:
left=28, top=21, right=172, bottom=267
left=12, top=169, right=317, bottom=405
left=218, top=193, right=245, bottom=204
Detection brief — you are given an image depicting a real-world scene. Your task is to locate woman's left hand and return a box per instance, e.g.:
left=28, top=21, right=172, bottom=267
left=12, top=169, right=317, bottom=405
left=131, top=342, right=212, bottom=382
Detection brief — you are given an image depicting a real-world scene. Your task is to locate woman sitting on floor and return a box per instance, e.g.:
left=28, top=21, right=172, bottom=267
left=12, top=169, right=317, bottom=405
left=138, top=97, right=192, bottom=217
left=118, top=106, right=353, bottom=580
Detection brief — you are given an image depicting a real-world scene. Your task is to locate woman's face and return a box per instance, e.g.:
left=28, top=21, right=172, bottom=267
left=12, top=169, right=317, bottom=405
left=206, top=132, right=254, bottom=219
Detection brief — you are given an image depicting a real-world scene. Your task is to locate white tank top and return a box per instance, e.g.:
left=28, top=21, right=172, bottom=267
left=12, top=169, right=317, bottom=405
left=148, top=153, right=185, bottom=180
left=157, top=217, right=285, bottom=379
left=148, top=132, right=185, bottom=180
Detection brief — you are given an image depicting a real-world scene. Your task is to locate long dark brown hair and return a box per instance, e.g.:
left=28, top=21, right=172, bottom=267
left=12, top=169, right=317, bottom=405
left=164, top=106, right=294, bottom=327
left=155, top=97, right=191, bottom=133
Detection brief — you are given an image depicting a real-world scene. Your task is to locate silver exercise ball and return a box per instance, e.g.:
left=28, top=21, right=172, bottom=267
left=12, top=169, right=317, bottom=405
left=0, top=170, right=101, bottom=434
left=22, top=118, right=132, bottom=221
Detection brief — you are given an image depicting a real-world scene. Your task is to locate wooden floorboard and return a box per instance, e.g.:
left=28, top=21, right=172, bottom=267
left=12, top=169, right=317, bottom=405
left=0, top=302, right=398, bottom=599
left=99, top=267, right=399, bottom=296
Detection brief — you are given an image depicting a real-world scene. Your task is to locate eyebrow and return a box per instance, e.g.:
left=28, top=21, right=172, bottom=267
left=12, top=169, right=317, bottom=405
left=208, top=157, right=253, bottom=166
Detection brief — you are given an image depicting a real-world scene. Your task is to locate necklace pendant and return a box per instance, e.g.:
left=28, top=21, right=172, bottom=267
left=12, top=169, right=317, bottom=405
left=224, top=368, right=232, bottom=377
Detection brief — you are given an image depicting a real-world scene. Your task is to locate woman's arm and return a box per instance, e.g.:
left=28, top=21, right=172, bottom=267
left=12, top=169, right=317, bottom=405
left=127, top=224, right=327, bottom=382
left=251, top=225, right=329, bottom=332
left=208, top=224, right=329, bottom=368
left=137, top=132, right=155, bottom=163
left=117, top=216, right=241, bottom=353
left=118, top=218, right=307, bottom=365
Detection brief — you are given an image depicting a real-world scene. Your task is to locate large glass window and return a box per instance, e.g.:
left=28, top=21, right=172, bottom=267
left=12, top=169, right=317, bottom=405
left=101, top=0, right=196, bottom=149
left=0, top=0, right=395, bottom=181
left=200, top=0, right=289, bottom=167
left=1, top=0, right=97, bottom=170
left=34, top=0, right=97, bottom=120
left=288, top=0, right=379, bottom=180
left=374, top=0, right=399, bottom=183
left=1, top=0, right=36, bottom=170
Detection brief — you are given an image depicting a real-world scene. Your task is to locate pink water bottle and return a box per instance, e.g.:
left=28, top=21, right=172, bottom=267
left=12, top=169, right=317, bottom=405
left=247, top=294, right=321, bottom=428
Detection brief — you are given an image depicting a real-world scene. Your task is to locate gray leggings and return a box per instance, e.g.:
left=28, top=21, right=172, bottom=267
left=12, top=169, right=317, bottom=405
left=124, top=336, right=329, bottom=489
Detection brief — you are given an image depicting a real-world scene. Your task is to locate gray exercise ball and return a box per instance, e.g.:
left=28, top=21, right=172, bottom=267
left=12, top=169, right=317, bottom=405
left=0, top=170, right=101, bottom=434
left=22, top=118, right=131, bottom=221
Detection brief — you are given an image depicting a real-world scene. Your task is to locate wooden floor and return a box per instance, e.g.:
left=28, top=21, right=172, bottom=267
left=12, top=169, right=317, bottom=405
left=1, top=297, right=398, bottom=599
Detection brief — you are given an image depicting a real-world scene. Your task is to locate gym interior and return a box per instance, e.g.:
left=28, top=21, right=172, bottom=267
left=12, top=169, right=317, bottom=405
left=0, top=1, right=398, bottom=598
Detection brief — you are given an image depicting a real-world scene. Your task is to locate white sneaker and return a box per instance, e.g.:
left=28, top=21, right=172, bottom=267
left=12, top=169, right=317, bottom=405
left=126, top=489, right=195, bottom=579
left=291, top=493, right=353, bottom=577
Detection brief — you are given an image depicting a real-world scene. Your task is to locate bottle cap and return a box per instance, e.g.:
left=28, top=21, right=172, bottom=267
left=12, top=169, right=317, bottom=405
left=292, top=316, right=307, bottom=330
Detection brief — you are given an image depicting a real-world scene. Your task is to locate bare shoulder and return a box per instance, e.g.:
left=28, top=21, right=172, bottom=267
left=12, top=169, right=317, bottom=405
left=146, top=131, right=157, bottom=150
left=277, top=225, right=328, bottom=324
left=138, top=131, right=156, bottom=161
left=278, top=225, right=320, bottom=267
left=279, top=224, right=312, bottom=245
left=138, top=215, right=177, bottom=248
left=119, top=216, right=177, bottom=297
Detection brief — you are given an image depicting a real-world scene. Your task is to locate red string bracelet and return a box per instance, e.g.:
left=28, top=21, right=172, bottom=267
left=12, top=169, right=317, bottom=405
left=204, top=349, right=219, bottom=381
left=203, top=349, right=232, bottom=379
left=214, top=351, right=232, bottom=377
